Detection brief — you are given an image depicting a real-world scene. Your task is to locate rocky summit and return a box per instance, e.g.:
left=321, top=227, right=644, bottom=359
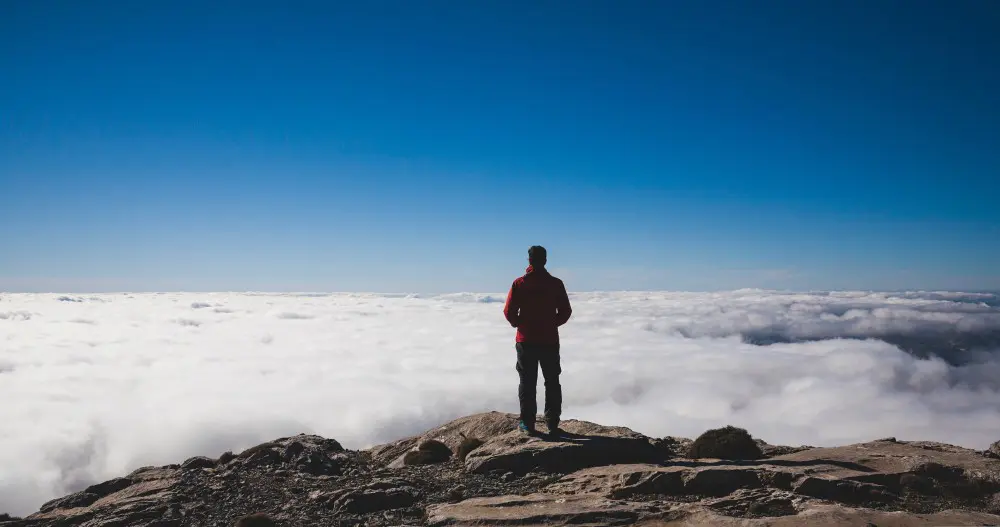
left=4, top=412, right=1000, bottom=526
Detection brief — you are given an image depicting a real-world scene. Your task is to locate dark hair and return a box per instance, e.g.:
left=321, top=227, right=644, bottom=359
left=528, top=245, right=547, bottom=265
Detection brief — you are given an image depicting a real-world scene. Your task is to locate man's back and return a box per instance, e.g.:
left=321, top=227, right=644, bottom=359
left=504, top=265, right=572, bottom=344
left=504, top=245, right=570, bottom=435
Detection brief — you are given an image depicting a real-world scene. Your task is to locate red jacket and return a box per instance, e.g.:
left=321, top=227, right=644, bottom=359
left=503, top=265, right=572, bottom=344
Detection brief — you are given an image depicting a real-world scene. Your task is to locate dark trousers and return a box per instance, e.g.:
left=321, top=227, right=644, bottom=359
left=515, top=342, right=561, bottom=427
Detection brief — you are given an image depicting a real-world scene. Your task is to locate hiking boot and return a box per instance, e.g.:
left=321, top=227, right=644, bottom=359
left=518, top=420, right=536, bottom=435
left=546, top=422, right=563, bottom=437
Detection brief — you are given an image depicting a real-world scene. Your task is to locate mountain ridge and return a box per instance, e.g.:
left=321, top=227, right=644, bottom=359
left=4, top=411, right=1000, bottom=526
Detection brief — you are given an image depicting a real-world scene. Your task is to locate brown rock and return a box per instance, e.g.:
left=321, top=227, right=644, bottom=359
left=463, top=417, right=662, bottom=475
left=793, top=476, right=896, bottom=505
left=37, top=491, right=101, bottom=513
left=334, top=484, right=419, bottom=514
left=547, top=464, right=766, bottom=499
left=426, top=493, right=660, bottom=526
left=457, top=432, right=485, bottom=461
left=651, top=501, right=1000, bottom=526
left=652, top=436, right=693, bottom=458
left=704, top=488, right=797, bottom=517
left=16, top=413, right=1000, bottom=527
left=181, top=456, right=217, bottom=470
left=683, top=468, right=763, bottom=497
left=687, top=426, right=764, bottom=460
left=370, top=411, right=522, bottom=466
left=403, top=439, right=453, bottom=466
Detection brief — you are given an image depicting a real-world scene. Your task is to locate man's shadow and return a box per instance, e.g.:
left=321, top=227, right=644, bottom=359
left=527, top=429, right=639, bottom=447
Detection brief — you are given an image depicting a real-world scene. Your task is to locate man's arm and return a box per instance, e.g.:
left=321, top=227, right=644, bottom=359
left=503, top=281, right=520, bottom=327
left=555, top=280, right=572, bottom=326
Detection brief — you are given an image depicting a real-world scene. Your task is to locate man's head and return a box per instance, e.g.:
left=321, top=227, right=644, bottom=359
left=528, top=245, right=547, bottom=268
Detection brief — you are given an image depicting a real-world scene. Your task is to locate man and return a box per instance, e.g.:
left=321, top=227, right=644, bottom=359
left=503, top=245, right=572, bottom=435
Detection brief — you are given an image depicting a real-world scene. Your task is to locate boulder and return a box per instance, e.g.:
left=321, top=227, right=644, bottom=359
left=229, top=435, right=344, bottom=476
left=333, top=482, right=420, bottom=514
left=687, top=426, right=764, bottom=460
left=457, top=432, right=485, bottom=461
left=403, top=439, right=453, bottom=465
left=651, top=436, right=692, bottom=458
left=37, top=491, right=101, bottom=513
left=370, top=411, right=522, bottom=466
left=987, top=440, right=1000, bottom=459
left=181, top=456, right=216, bottom=470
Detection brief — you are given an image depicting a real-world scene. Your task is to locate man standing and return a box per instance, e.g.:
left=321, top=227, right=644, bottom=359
left=503, top=245, right=572, bottom=435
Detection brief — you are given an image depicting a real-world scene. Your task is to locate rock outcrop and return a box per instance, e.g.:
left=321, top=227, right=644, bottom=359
left=3, top=412, right=1000, bottom=526
left=686, top=425, right=763, bottom=460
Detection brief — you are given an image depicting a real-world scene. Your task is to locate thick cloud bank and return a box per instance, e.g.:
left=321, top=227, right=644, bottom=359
left=1, top=290, right=999, bottom=514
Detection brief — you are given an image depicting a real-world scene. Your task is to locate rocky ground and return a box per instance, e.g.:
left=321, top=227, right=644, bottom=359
left=4, top=412, right=1000, bottom=526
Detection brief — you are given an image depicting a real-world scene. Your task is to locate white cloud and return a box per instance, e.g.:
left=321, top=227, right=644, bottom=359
left=1, top=290, right=999, bottom=515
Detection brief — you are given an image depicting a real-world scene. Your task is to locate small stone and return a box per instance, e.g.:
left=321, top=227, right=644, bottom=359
left=501, top=472, right=516, bottom=483
left=448, top=485, right=466, bottom=501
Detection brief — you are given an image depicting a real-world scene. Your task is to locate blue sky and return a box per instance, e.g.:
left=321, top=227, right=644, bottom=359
left=1, top=0, right=998, bottom=293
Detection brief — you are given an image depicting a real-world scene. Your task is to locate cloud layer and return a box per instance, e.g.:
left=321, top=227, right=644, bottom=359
left=1, top=290, right=999, bottom=514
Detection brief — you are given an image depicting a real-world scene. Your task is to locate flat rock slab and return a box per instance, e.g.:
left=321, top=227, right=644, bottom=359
left=642, top=502, right=1000, bottom=526
left=426, top=493, right=665, bottom=526
left=545, top=445, right=1000, bottom=507
left=769, top=439, right=1000, bottom=480
left=547, top=464, right=776, bottom=499
left=28, top=469, right=180, bottom=520
left=463, top=418, right=662, bottom=476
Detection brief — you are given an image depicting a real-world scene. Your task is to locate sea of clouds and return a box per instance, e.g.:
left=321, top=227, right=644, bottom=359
left=2, top=290, right=1000, bottom=514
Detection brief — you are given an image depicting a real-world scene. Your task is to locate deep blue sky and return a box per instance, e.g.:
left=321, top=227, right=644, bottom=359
left=2, top=0, right=998, bottom=293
